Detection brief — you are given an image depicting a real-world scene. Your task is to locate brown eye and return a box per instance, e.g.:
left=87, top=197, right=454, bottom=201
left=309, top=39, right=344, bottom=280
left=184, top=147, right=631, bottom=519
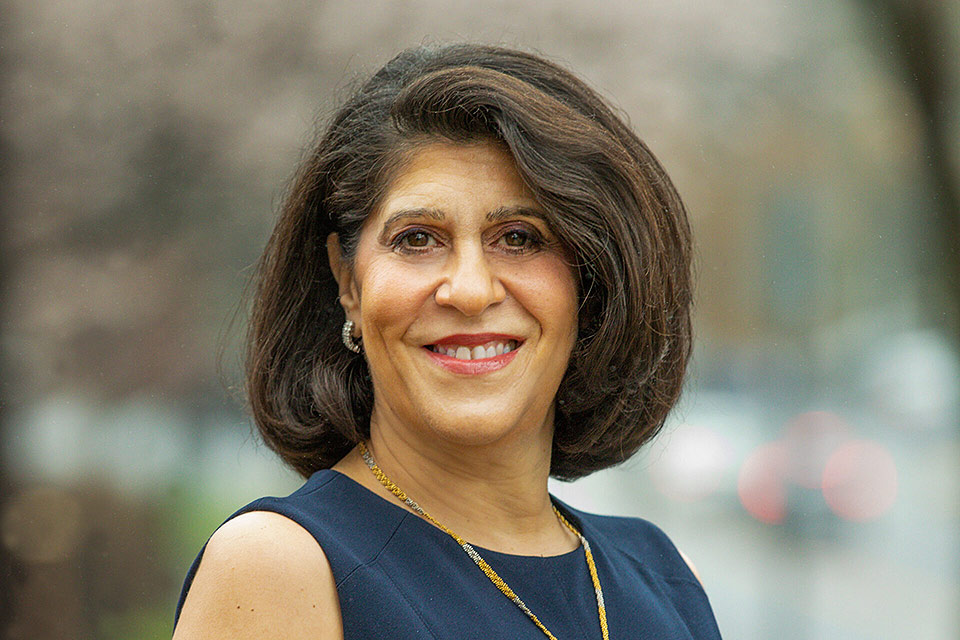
left=405, top=231, right=431, bottom=247
left=503, top=230, right=527, bottom=247
left=497, top=227, right=542, bottom=252
left=392, top=228, right=438, bottom=253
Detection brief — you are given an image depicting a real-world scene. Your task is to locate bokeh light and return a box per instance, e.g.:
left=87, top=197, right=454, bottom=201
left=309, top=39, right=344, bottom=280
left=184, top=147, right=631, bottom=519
left=737, top=412, right=899, bottom=525
left=649, top=423, right=734, bottom=502
left=864, top=330, right=960, bottom=431
left=737, top=441, right=789, bottom=524
left=822, top=440, right=898, bottom=521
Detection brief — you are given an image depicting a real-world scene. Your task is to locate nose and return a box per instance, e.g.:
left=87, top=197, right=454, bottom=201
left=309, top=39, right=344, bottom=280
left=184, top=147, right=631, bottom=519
left=434, top=245, right=506, bottom=316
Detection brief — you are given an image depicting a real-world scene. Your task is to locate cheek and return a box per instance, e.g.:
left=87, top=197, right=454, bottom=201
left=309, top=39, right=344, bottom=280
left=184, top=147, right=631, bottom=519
left=511, top=257, right=579, bottom=340
left=357, top=259, right=435, bottom=335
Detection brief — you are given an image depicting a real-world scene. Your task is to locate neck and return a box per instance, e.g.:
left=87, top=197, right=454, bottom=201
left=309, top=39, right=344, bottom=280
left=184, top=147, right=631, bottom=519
left=334, top=408, right=578, bottom=556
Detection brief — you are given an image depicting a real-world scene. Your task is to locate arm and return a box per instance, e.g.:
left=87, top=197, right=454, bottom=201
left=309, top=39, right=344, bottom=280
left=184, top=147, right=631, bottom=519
left=173, top=511, right=343, bottom=640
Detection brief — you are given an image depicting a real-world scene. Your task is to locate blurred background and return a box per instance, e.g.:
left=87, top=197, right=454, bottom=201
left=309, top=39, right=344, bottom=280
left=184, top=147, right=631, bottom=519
left=1, top=0, right=958, bottom=638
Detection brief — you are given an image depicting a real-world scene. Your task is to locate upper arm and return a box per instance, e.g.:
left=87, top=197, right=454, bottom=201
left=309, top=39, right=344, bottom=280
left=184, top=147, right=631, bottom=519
left=173, top=511, right=343, bottom=640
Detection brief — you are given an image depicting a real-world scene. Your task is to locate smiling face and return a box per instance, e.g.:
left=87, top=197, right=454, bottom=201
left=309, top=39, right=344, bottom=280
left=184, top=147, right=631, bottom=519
left=330, top=140, right=579, bottom=448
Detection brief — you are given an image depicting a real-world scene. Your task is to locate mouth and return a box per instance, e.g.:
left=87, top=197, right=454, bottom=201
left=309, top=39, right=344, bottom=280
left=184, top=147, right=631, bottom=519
left=422, top=334, right=524, bottom=374
left=427, top=339, right=520, bottom=361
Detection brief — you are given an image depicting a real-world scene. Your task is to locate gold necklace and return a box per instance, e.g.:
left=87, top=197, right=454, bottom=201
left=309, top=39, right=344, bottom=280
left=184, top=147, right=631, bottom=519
left=358, top=441, right=610, bottom=640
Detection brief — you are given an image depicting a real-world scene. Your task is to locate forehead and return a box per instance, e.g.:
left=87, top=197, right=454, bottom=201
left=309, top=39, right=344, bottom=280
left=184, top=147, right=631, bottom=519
left=374, top=141, right=539, bottom=217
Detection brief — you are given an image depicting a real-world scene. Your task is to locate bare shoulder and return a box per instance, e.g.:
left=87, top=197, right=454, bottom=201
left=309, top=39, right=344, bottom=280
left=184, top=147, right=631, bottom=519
left=676, top=548, right=703, bottom=584
left=173, top=510, right=343, bottom=640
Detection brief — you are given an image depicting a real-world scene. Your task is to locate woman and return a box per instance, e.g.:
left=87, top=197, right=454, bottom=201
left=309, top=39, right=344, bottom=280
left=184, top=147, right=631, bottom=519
left=173, top=44, right=722, bottom=639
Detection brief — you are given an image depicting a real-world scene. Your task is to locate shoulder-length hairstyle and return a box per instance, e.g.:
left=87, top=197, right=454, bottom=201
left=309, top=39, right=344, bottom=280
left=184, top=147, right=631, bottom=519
left=246, top=43, right=692, bottom=481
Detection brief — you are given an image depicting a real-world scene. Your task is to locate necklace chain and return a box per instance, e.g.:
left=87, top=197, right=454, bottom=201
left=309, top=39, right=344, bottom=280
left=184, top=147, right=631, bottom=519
left=357, top=441, right=609, bottom=640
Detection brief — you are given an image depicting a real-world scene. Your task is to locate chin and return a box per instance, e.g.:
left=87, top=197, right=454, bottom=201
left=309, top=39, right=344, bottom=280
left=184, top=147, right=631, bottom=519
left=418, top=404, right=551, bottom=449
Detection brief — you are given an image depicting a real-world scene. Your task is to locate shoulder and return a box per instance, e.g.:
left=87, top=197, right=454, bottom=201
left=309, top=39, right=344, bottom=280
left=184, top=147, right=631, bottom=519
left=565, top=506, right=702, bottom=584
left=173, top=511, right=342, bottom=639
left=568, top=506, right=721, bottom=636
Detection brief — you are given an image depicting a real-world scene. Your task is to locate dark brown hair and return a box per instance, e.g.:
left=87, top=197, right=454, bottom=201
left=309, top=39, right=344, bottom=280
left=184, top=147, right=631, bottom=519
left=246, top=44, right=692, bottom=480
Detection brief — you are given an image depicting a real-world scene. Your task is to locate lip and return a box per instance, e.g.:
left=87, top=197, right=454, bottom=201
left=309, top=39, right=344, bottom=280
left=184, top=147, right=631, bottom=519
left=430, top=333, right=524, bottom=348
left=424, top=346, right=520, bottom=375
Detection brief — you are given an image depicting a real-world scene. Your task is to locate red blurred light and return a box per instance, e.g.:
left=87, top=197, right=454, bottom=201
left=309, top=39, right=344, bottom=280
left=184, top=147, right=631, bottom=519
left=822, top=440, right=898, bottom=521
left=737, top=442, right=789, bottom=524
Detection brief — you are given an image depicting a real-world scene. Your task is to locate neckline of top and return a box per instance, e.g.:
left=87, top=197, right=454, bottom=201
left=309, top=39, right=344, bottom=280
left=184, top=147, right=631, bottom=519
left=316, top=468, right=589, bottom=562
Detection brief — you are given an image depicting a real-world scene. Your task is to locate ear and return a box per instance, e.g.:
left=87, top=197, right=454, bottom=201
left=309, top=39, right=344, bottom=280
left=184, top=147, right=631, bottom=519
left=327, top=233, right=361, bottom=326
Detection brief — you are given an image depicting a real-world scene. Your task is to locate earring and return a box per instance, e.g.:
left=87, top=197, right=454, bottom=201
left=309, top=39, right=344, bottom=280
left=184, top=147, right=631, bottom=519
left=342, top=320, right=362, bottom=353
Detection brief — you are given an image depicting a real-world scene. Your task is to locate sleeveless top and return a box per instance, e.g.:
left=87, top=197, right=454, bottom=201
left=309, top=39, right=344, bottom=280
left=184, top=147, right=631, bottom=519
left=175, top=469, right=723, bottom=639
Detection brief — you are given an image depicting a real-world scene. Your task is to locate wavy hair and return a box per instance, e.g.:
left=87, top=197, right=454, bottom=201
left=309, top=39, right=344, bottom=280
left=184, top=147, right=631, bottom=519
left=246, top=44, right=693, bottom=480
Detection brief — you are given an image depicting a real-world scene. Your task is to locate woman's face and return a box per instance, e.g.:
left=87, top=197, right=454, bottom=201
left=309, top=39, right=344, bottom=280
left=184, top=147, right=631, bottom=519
left=333, top=141, right=578, bottom=447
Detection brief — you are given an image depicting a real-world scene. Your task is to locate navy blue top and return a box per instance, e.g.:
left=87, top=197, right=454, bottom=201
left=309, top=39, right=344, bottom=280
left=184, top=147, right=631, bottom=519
left=175, top=469, right=722, bottom=639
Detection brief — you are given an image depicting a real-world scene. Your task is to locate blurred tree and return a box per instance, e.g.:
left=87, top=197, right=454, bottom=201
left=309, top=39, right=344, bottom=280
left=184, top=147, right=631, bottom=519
left=856, top=0, right=960, bottom=337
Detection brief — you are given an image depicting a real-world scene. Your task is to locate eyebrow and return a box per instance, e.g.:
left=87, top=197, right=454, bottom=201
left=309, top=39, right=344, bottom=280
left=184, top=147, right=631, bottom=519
left=377, top=205, right=550, bottom=244
left=377, top=208, right=444, bottom=244
left=486, top=205, right=549, bottom=224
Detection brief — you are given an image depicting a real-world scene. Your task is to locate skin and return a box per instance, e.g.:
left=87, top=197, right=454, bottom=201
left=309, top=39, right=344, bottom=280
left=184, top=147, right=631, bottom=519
left=173, top=512, right=342, bottom=640
left=331, top=140, right=582, bottom=555
left=173, top=140, right=698, bottom=638
left=174, top=140, right=580, bottom=639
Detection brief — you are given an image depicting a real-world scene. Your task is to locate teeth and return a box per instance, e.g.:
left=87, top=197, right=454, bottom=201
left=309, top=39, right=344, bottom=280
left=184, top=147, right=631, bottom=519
left=433, top=340, right=518, bottom=360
